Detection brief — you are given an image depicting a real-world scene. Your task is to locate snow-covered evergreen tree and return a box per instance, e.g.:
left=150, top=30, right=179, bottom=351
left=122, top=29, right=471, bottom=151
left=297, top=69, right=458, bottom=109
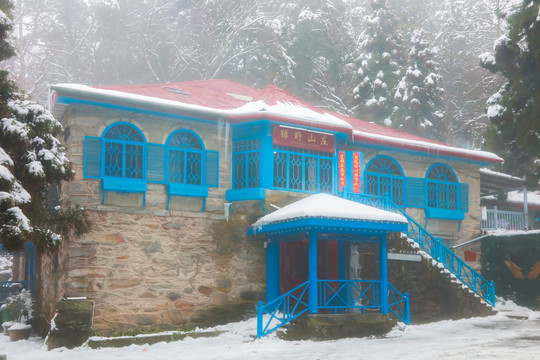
left=480, top=0, right=540, bottom=185
left=0, top=0, right=87, bottom=252
left=353, top=0, right=405, bottom=125
left=257, top=0, right=361, bottom=115
left=393, top=29, right=444, bottom=139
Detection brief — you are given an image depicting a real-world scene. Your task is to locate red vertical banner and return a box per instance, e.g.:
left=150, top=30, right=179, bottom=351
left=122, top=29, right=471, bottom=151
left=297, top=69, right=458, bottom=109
left=353, top=152, right=361, bottom=193
left=339, top=151, right=346, bottom=192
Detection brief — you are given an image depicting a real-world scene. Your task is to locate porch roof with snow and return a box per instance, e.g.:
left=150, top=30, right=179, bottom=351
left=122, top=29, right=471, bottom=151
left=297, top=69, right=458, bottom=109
left=479, top=168, right=526, bottom=196
left=248, top=194, right=408, bottom=236
left=51, top=79, right=503, bottom=165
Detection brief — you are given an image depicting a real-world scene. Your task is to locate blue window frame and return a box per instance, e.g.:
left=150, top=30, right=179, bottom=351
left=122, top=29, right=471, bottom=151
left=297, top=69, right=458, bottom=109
left=165, top=129, right=219, bottom=210
left=167, top=130, right=204, bottom=186
left=426, top=164, right=458, bottom=211
left=84, top=124, right=218, bottom=210
left=233, top=138, right=261, bottom=189
left=273, top=146, right=333, bottom=193
left=103, top=123, right=145, bottom=180
left=365, top=156, right=404, bottom=206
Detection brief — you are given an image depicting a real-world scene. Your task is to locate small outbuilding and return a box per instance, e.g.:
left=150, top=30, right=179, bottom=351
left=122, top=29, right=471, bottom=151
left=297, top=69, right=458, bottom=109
left=249, top=193, right=409, bottom=337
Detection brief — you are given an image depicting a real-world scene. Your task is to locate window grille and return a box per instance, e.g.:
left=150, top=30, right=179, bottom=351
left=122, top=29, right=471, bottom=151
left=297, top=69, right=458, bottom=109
left=233, top=139, right=261, bottom=189
left=103, top=123, right=144, bottom=179
left=426, top=164, right=458, bottom=210
left=167, top=130, right=204, bottom=185
left=272, top=146, right=333, bottom=193
left=365, top=156, right=404, bottom=205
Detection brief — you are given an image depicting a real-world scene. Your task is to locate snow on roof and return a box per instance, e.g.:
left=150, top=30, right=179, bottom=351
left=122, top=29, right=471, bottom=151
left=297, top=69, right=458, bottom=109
left=479, top=168, right=525, bottom=182
left=52, top=79, right=502, bottom=164
left=251, top=193, right=407, bottom=231
left=483, top=190, right=540, bottom=207
left=485, top=228, right=540, bottom=237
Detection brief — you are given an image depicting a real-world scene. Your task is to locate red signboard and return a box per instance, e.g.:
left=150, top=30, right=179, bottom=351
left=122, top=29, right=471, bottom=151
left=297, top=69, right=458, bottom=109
left=273, top=125, right=335, bottom=153
left=339, top=151, right=346, bottom=192
left=353, top=152, right=361, bottom=193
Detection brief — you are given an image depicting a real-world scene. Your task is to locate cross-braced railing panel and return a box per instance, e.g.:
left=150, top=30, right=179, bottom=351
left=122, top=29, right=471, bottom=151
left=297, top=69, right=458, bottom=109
left=257, top=281, right=310, bottom=338
left=318, top=280, right=380, bottom=310
left=388, top=282, right=410, bottom=325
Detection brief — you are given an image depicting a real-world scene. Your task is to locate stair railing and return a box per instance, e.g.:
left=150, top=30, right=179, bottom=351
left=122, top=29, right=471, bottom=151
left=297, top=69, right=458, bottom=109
left=388, top=282, right=410, bottom=325
left=345, top=193, right=496, bottom=307
left=257, top=280, right=309, bottom=338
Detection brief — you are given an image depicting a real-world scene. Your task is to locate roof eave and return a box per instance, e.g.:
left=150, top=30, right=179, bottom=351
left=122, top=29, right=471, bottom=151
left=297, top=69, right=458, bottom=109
left=353, top=132, right=503, bottom=165
left=248, top=217, right=408, bottom=235
left=51, top=84, right=227, bottom=122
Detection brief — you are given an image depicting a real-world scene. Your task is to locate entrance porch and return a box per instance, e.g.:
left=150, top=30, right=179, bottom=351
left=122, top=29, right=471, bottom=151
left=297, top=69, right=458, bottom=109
left=249, top=194, right=410, bottom=338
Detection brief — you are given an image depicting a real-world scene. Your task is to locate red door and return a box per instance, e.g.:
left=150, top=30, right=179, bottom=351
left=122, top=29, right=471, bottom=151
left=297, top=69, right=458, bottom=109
left=280, top=239, right=339, bottom=294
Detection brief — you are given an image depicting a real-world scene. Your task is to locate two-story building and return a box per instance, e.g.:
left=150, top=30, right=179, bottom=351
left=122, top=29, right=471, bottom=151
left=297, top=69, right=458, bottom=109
left=38, top=79, right=502, bottom=335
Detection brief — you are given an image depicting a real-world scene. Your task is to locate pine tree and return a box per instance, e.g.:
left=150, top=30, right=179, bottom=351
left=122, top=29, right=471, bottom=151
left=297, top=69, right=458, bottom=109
left=480, top=0, right=540, bottom=185
left=353, top=0, right=405, bottom=125
left=0, top=0, right=88, bottom=252
left=393, top=29, right=445, bottom=139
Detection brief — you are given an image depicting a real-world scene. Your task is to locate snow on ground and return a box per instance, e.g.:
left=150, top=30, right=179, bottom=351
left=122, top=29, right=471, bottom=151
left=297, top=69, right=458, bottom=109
left=1, top=300, right=540, bottom=360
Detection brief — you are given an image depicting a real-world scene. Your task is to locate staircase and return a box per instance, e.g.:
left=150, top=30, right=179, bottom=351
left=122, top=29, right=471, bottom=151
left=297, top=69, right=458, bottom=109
left=346, top=193, right=496, bottom=307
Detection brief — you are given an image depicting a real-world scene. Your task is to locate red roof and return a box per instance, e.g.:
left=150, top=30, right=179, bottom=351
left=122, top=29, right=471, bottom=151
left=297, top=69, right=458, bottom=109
left=52, top=79, right=503, bottom=164
left=99, top=79, right=260, bottom=110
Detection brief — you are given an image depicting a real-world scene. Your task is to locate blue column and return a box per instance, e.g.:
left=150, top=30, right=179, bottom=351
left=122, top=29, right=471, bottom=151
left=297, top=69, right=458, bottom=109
left=308, top=231, right=318, bottom=314
left=379, top=234, right=388, bottom=314
left=266, top=238, right=280, bottom=303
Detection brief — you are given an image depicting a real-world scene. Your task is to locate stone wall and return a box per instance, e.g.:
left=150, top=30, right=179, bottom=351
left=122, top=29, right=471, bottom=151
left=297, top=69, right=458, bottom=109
left=58, top=209, right=265, bottom=334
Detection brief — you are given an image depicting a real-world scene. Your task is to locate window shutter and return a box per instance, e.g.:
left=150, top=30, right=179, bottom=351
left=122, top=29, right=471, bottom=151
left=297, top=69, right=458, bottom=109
left=405, top=177, right=425, bottom=208
left=205, top=150, right=219, bottom=187
left=460, top=183, right=469, bottom=212
left=84, top=136, right=101, bottom=178
left=146, top=143, right=166, bottom=183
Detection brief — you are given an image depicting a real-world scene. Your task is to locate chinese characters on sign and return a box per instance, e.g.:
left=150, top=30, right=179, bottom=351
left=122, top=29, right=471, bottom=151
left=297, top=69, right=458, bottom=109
left=339, top=151, right=346, bottom=192
left=273, top=125, right=335, bottom=153
left=353, top=152, right=361, bottom=193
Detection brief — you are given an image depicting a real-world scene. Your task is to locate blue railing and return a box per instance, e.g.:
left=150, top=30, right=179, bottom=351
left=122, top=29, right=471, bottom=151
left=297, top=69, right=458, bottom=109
left=257, top=279, right=410, bottom=338
left=257, top=281, right=310, bottom=338
left=345, top=192, right=496, bottom=307
left=0, top=281, right=28, bottom=303
left=388, top=282, right=410, bottom=325
left=345, top=193, right=396, bottom=213
left=318, top=280, right=380, bottom=311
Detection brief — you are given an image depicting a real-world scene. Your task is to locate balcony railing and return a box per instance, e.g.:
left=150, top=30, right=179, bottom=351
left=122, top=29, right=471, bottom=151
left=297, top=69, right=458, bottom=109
left=482, top=207, right=527, bottom=231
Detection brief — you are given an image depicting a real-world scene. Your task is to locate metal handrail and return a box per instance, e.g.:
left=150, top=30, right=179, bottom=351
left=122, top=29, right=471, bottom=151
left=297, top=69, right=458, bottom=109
left=388, top=282, right=410, bottom=325
left=345, top=192, right=496, bottom=307
left=482, top=208, right=527, bottom=231
left=257, top=281, right=310, bottom=338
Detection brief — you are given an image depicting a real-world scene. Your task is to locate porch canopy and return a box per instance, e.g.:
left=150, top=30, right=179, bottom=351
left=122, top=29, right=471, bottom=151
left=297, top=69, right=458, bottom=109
left=249, top=193, right=408, bottom=235
left=248, top=193, right=408, bottom=316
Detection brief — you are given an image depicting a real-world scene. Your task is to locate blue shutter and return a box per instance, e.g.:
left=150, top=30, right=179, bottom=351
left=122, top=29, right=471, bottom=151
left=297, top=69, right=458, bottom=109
left=205, top=150, right=219, bottom=187
left=84, top=136, right=101, bottom=178
left=460, top=183, right=469, bottom=212
left=146, top=143, right=166, bottom=183
left=405, top=177, right=425, bottom=208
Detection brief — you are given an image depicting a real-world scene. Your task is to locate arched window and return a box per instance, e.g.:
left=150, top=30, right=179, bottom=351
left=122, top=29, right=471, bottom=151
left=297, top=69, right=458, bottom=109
left=426, top=164, right=458, bottom=210
left=103, top=122, right=145, bottom=179
left=365, top=156, right=404, bottom=205
left=166, top=130, right=204, bottom=185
